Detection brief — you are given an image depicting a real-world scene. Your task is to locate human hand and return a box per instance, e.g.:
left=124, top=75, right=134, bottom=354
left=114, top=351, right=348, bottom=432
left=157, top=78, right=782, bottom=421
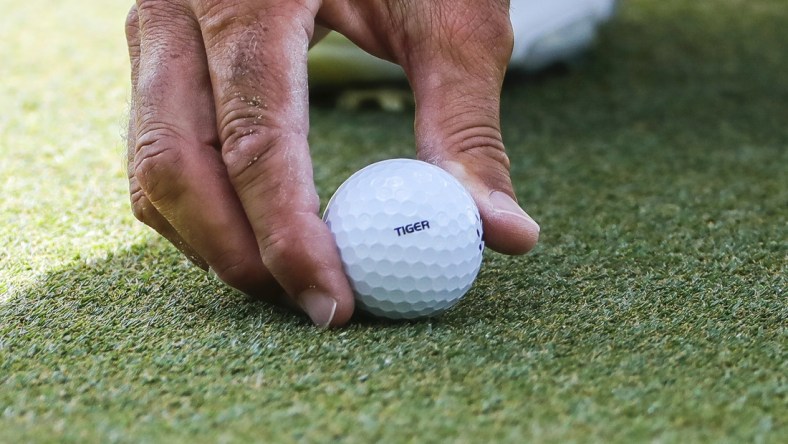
left=125, top=0, right=539, bottom=327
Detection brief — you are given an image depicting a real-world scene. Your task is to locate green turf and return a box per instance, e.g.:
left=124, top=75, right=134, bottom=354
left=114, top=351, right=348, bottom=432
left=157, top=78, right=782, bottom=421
left=1, top=0, right=786, bottom=442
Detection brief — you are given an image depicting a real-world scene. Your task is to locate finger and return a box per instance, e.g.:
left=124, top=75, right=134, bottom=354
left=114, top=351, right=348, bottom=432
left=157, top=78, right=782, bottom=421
left=126, top=5, right=206, bottom=267
left=131, top=1, right=275, bottom=294
left=405, top=6, right=540, bottom=255
left=198, top=1, right=354, bottom=326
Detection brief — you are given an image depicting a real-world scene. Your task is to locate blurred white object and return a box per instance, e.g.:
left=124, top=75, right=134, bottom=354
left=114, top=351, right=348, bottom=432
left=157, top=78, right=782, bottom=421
left=510, top=0, right=617, bottom=70
left=308, top=0, right=617, bottom=86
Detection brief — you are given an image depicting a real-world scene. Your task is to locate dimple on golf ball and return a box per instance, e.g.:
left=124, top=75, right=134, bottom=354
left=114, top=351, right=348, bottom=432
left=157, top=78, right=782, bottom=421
left=323, top=159, right=484, bottom=319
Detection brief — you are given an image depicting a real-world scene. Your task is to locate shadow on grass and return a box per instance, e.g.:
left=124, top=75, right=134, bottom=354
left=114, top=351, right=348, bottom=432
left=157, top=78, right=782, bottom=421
left=2, top=240, right=301, bottom=340
left=3, top=240, right=535, bottom=340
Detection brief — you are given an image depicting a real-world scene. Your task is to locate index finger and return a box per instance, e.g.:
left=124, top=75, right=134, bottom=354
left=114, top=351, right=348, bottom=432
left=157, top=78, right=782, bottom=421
left=196, top=1, right=354, bottom=326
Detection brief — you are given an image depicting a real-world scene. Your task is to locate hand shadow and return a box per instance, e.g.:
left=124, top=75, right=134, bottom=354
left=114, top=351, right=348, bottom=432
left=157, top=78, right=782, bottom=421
left=4, top=238, right=541, bottom=339
left=3, top=240, right=302, bottom=341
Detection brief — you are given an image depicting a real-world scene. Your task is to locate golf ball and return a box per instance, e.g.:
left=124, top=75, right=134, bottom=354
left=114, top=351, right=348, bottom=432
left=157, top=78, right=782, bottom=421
left=323, top=159, right=484, bottom=319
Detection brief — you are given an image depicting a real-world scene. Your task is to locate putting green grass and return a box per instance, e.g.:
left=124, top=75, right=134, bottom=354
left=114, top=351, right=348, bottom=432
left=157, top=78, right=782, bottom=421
left=1, top=0, right=785, bottom=442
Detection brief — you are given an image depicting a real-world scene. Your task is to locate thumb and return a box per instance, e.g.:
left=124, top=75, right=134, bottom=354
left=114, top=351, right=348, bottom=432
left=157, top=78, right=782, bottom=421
left=413, top=88, right=540, bottom=255
left=405, top=18, right=540, bottom=255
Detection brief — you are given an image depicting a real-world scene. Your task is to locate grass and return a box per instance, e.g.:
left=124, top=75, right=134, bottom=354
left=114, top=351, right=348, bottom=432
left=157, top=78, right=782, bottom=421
left=1, top=0, right=786, bottom=442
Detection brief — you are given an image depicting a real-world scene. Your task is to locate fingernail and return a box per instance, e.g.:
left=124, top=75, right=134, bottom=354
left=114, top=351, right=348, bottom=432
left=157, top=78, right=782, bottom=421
left=490, top=191, right=540, bottom=233
left=299, top=289, right=337, bottom=328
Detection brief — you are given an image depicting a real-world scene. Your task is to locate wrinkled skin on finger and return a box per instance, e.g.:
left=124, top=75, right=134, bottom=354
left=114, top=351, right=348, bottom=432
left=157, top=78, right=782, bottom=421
left=316, top=0, right=539, bottom=254
left=125, top=0, right=538, bottom=327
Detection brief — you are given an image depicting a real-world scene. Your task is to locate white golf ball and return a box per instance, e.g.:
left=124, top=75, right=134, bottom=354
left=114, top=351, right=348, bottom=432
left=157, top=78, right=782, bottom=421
left=323, top=159, right=484, bottom=319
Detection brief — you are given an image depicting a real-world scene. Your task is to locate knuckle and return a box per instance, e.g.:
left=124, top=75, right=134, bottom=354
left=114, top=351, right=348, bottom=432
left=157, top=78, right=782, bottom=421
left=220, top=126, right=284, bottom=187
left=441, top=3, right=514, bottom=69
left=464, top=141, right=511, bottom=174
left=452, top=129, right=510, bottom=172
left=436, top=105, right=506, bottom=160
left=452, top=124, right=506, bottom=156
left=197, top=0, right=247, bottom=35
left=129, top=183, right=151, bottom=224
left=219, top=123, right=315, bottom=213
left=136, top=0, right=188, bottom=19
left=135, top=0, right=199, bottom=45
left=133, top=130, right=186, bottom=205
left=490, top=18, right=515, bottom=66
left=198, top=0, right=316, bottom=31
left=429, top=122, right=511, bottom=189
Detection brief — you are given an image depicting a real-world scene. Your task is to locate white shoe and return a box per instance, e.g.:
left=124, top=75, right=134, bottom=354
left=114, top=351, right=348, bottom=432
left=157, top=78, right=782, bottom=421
left=308, top=0, right=617, bottom=86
